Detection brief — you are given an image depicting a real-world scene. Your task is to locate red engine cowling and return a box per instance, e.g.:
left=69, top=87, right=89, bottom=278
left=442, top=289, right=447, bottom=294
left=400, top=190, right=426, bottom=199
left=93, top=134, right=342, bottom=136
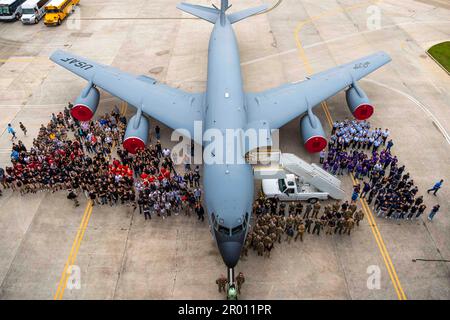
left=345, top=83, right=374, bottom=121
left=123, top=114, right=149, bottom=154
left=300, top=114, right=327, bottom=153
left=71, top=85, right=100, bottom=121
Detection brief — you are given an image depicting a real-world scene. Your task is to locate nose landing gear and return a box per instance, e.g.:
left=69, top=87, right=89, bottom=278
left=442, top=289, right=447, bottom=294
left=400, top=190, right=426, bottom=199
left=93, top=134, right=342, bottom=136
left=226, top=267, right=238, bottom=300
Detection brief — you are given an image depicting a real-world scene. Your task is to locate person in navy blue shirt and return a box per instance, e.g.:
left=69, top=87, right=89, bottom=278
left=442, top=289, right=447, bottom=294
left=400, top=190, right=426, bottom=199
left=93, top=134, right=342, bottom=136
left=428, top=205, right=441, bottom=221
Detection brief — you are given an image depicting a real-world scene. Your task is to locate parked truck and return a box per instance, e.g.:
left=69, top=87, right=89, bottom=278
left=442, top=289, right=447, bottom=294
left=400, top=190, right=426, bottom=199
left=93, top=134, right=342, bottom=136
left=21, top=0, right=49, bottom=24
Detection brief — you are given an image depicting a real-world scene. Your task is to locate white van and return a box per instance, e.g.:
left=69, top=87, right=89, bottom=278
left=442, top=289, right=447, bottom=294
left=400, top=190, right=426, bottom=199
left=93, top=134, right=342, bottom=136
left=0, top=0, right=27, bottom=21
left=21, top=0, right=49, bottom=24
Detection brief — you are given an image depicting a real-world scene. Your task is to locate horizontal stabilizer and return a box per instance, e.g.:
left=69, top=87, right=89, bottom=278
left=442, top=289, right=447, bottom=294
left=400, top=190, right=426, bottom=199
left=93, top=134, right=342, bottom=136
left=228, top=4, right=268, bottom=24
left=177, top=3, right=219, bottom=23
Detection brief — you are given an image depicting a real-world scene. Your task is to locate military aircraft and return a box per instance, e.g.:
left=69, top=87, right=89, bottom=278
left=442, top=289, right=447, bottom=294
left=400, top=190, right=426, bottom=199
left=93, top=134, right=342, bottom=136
left=50, top=0, right=391, bottom=276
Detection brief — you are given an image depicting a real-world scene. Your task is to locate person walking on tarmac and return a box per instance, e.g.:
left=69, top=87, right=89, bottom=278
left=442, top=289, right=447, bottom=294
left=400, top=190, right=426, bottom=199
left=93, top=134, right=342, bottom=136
left=7, top=124, right=17, bottom=141
left=427, top=180, right=443, bottom=196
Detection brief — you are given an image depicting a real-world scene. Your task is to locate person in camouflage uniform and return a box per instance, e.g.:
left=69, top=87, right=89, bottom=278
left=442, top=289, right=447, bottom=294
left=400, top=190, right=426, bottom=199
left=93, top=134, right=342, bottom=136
left=295, top=221, right=305, bottom=242
left=304, top=203, right=313, bottom=219
left=216, top=275, right=227, bottom=293
left=353, top=209, right=364, bottom=226
left=236, top=272, right=245, bottom=294
left=312, top=219, right=322, bottom=236
left=344, top=217, right=355, bottom=235
left=312, top=202, right=321, bottom=218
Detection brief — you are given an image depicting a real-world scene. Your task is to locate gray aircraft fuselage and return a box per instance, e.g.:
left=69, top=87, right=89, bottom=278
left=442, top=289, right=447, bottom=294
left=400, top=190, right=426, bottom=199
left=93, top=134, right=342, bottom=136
left=203, top=16, right=253, bottom=268
left=50, top=0, right=392, bottom=278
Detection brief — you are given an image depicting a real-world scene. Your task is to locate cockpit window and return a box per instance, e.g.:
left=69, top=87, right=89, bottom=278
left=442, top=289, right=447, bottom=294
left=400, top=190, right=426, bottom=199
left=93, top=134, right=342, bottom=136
left=218, top=225, right=230, bottom=235
left=231, top=224, right=243, bottom=235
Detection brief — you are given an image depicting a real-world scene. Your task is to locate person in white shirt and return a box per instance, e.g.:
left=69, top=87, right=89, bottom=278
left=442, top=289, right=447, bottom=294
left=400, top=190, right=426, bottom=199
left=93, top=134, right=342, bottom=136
left=162, top=148, right=171, bottom=158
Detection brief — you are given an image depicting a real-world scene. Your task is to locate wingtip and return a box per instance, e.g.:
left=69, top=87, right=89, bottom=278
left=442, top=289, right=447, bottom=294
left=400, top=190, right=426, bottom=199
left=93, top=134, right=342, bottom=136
left=49, top=49, right=64, bottom=62
left=382, top=51, right=393, bottom=62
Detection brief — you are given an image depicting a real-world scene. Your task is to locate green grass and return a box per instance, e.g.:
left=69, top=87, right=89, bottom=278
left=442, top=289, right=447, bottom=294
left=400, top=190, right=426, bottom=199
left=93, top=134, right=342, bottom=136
left=428, top=41, right=450, bottom=73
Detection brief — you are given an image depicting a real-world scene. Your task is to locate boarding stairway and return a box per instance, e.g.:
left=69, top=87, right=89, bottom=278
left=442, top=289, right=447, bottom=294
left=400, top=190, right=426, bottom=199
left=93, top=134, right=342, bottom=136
left=248, top=151, right=346, bottom=200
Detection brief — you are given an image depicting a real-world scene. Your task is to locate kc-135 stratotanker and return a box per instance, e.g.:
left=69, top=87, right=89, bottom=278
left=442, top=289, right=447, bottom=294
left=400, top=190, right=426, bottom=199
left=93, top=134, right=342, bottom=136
left=50, top=0, right=391, bottom=282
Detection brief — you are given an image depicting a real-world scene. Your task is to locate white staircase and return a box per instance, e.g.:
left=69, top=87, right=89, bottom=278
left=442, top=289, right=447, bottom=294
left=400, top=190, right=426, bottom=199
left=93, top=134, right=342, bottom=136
left=251, top=151, right=346, bottom=200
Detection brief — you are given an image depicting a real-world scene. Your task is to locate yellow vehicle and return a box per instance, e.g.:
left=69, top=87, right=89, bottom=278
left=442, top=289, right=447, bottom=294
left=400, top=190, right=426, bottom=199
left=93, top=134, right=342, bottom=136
left=43, top=0, right=78, bottom=26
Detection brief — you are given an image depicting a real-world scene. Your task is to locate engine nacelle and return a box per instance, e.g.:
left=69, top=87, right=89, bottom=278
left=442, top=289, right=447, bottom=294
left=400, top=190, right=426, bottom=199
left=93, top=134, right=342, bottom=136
left=300, top=114, right=327, bottom=153
left=345, top=83, right=374, bottom=120
left=71, top=85, right=100, bottom=121
left=123, top=114, right=149, bottom=154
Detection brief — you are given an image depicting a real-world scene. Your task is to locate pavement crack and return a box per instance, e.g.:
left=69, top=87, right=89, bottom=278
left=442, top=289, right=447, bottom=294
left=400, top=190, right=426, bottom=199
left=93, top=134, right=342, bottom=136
left=112, top=208, right=135, bottom=300
left=171, top=229, right=180, bottom=297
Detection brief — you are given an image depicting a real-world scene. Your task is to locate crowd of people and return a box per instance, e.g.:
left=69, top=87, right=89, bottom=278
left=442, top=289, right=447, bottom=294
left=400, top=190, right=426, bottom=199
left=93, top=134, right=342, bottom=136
left=127, top=147, right=205, bottom=221
left=0, top=107, right=136, bottom=207
left=0, top=110, right=444, bottom=239
left=0, top=104, right=205, bottom=223
left=240, top=195, right=364, bottom=258
left=320, top=119, right=441, bottom=221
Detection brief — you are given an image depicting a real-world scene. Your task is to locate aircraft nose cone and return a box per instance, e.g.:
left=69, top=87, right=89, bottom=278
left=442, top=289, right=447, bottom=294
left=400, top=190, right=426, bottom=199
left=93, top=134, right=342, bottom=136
left=218, top=241, right=242, bottom=268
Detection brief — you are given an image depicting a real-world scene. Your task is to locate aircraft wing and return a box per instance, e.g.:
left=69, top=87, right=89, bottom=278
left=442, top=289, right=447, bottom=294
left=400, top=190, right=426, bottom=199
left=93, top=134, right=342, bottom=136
left=245, top=51, right=391, bottom=129
left=50, top=50, right=204, bottom=138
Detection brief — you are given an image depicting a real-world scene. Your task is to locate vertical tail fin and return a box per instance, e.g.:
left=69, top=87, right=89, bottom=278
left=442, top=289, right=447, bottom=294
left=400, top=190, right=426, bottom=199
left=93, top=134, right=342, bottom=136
left=177, top=1, right=268, bottom=24
left=220, top=0, right=230, bottom=13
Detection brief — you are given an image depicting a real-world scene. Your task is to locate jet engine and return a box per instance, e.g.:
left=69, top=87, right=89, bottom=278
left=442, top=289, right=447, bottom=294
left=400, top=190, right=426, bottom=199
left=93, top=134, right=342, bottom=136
left=345, top=82, right=374, bottom=120
left=123, top=113, right=149, bottom=154
left=300, top=113, right=327, bottom=153
left=71, top=84, right=100, bottom=121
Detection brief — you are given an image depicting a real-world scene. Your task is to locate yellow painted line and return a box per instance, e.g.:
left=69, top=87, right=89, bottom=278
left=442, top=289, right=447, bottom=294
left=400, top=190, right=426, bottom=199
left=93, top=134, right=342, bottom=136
left=58, top=203, right=94, bottom=299
left=123, top=101, right=128, bottom=115
left=257, top=0, right=283, bottom=15
left=293, top=0, right=406, bottom=300
left=54, top=99, right=129, bottom=299
left=362, top=198, right=407, bottom=299
left=54, top=201, right=93, bottom=300
left=321, top=102, right=334, bottom=128
left=0, top=57, right=49, bottom=63
left=120, top=101, right=126, bottom=115
left=351, top=175, right=407, bottom=299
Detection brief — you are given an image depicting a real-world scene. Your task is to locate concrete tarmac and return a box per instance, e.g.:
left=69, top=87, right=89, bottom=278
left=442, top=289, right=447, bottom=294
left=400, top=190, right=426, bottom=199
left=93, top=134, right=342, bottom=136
left=0, top=0, right=449, bottom=299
